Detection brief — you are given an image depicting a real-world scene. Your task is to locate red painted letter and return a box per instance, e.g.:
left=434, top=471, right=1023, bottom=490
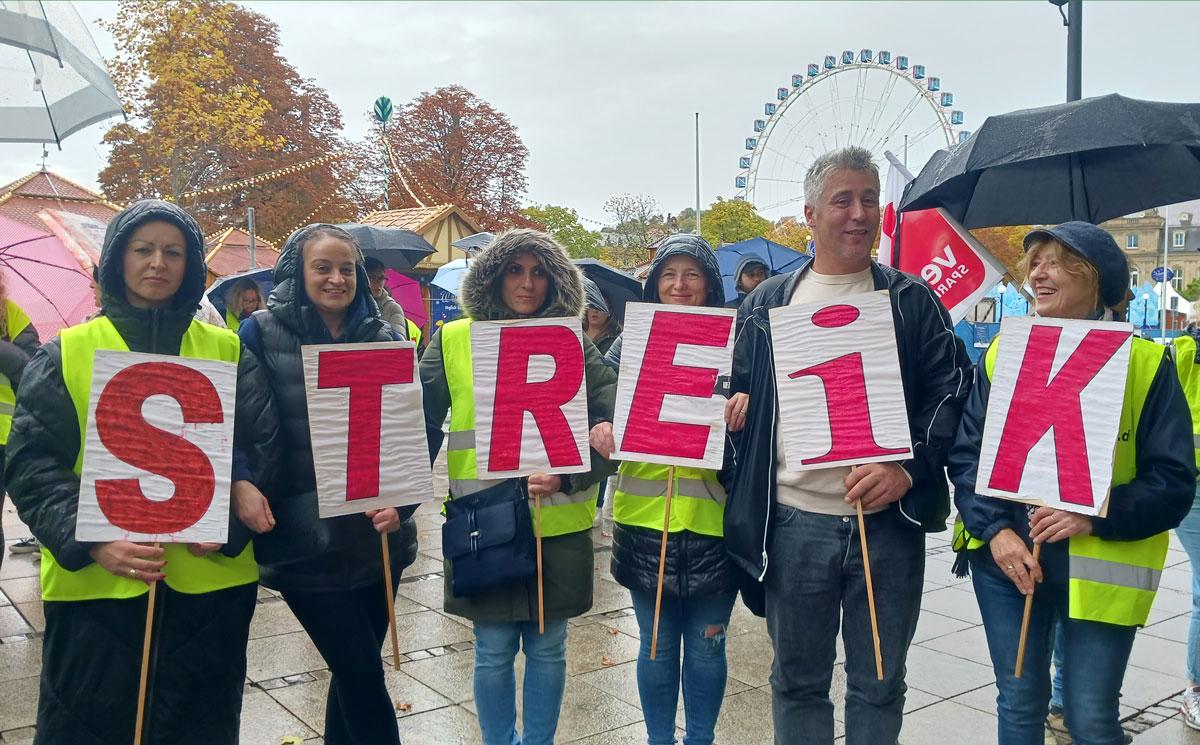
left=788, top=304, right=909, bottom=466
left=94, top=362, right=223, bottom=533
left=988, top=326, right=1127, bottom=506
left=488, top=325, right=584, bottom=472
left=318, top=347, right=414, bottom=500
left=622, top=311, right=732, bottom=459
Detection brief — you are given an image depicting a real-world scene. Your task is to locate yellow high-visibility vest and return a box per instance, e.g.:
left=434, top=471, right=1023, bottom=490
left=612, top=462, right=725, bottom=537
left=41, top=315, right=258, bottom=601
left=0, top=300, right=32, bottom=445
left=954, top=335, right=1169, bottom=627
left=439, top=318, right=596, bottom=537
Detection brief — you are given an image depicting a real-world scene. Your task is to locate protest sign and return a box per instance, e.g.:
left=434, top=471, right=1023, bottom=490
left=471, top=317, right=590, bottom=479
left=612, top=303, right=735, bottom=469
left=302, top=341, right=434, bottom=518
left=771, top=290, right=913, bottom=471
left=976, top=317, right=1133, bottom=516
left=76, top=351, right=236, bottom=543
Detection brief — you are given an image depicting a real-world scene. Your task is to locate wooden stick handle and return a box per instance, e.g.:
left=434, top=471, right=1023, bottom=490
left=1014, top=542, right=1042, bottom=679
left=535, top=492, right=545, bottom=635
left=856, top=500, right=884, bottom=681
left=380, top=533, right=401, bottom=669
left=650, top=465, right=675, bottom=661
left=133, top=545, right=160, bottom=745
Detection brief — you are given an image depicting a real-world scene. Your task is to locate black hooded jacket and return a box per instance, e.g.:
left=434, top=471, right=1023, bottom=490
left=6, top=199, right=281, bottom=570
left=236, top=225, right=417, bottom=594
left=723, top=257, right=972, bottom=608
left=603, top=234, right=741, bottom=599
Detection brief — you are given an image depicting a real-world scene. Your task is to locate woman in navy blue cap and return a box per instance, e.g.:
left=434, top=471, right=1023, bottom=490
left=947, top=221, right=1196, bottom=745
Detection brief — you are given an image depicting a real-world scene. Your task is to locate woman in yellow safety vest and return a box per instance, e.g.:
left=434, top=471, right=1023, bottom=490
left=0, top=280, right=40, bottom=566
left=420, top=229, right=616, bottom=745
left=590, top=233, right=739, bottom=745
left=949, top=222, right=1196, bottom=745
left=223, top=276, right=264, bottom=332
left=6, top=200, right=277, bottom=744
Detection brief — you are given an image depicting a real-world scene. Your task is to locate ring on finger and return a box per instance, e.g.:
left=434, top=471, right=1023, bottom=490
left=128, top=567, right=137, bottom=577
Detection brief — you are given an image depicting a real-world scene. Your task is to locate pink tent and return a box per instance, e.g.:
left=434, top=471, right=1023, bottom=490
left=0, top=216, right=97, bottom=340
left=385, top=270, right=428, bottom=327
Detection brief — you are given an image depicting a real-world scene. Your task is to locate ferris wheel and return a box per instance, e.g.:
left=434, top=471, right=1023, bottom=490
left=735, top=49, right=969, bottom=221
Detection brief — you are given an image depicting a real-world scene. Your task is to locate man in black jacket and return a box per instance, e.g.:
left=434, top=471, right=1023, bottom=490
left=723, top=146, right=971, bottom=745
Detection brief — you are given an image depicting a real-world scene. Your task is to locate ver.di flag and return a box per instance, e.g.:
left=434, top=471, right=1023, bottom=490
left=880, top=151, right=1007, bottom=322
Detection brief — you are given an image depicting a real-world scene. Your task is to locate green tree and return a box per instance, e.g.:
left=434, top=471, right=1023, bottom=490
left=701, top=198, right=772, bottom=247
left=521, top=204, right=602, bottom=258
left=1182, top=276, right=1200, bottom=302
left=603, top=193, right=666, bottom=267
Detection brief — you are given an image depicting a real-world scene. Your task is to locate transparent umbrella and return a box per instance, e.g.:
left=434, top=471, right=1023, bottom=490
left=0, top=1, right=124, bottom=146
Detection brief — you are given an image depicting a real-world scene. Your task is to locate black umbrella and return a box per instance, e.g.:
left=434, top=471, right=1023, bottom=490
left=336, top=223, right=436, bottom=270
left=452, top=232, right=494, bottom=255
left=573, top=258, right=641, bottom=325
left=900, top=94, right=1200, bottom=228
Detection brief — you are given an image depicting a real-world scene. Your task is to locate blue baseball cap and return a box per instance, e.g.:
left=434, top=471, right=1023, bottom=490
left=1023, top=221, right=1130, bottom=308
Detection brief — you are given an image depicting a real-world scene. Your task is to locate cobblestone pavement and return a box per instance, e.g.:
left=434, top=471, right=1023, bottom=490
left=3, top=490, right=1199, bottom=744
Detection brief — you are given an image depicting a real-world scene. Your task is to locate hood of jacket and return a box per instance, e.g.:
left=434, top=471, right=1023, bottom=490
left=267, top=224, right=380, bottom=340
left=460, top=228, right=583, bottom=320
left=734, top=255, right=768, bottom=292
left=643, top=233, right=725, bottom=307
left=95, top=199, right=209, bottom=352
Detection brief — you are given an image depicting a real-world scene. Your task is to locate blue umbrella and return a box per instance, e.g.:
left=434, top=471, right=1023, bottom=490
left=715, top=237, right=809, bottom=302
left=431, top=258, right=471, bottom=296
left=206, top=267, right=274, bottom=317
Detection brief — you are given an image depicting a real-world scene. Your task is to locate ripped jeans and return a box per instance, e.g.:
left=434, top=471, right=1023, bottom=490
left=629, top=588, right=737, bottom=745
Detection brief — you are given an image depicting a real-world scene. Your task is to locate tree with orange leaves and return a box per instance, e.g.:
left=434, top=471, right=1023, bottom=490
left=372, top=86, right=530, bottom=231
left=99, top=0, right=355, bottom=241
left=969, top=225, right=1032, bottom=277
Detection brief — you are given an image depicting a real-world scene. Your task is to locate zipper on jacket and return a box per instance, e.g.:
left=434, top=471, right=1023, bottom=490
left=753, top=311, right=775, bottom=583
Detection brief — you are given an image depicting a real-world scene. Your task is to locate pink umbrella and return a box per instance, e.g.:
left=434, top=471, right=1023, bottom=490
left=385, top=270, right=428, bottom=328
left=0, top=216, right=97, bottom=340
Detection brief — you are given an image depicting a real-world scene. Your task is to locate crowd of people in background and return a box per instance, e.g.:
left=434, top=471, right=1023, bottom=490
left=3, top=145, right=1199, bottom=745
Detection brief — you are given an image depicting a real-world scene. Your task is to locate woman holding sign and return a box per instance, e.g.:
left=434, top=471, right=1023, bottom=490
left=6, top=199, right=276, bottom=744
left=235, top=224, right=418, bottom=745
left=949, top=222, right=1196, bottom=745
left=595, top=233, right=739, bottom=745
left=420, top=229, right=616, bottom=745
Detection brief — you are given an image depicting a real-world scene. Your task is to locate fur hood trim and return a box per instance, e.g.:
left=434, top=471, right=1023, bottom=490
left=460, top=228, right=583, bottom=320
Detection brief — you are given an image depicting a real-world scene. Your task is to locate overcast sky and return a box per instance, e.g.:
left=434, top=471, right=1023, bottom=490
left=3, top=1, right=1199, bottom=226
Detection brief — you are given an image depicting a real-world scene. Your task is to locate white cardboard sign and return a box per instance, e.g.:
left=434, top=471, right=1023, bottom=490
left=471, top=317, right=590, bottom=478
left=302, top=342, right=435, bottom=517
left=76, top=351, right=236, bottom=543
left=770, top=290, right=913, bottom=471
left=975, top=317, right=1133, bottom=516
left=612, top=302, right=735, bottom=469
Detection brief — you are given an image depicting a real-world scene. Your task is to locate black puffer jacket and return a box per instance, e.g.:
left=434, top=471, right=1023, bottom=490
left=7, top=199, right=280, bottom=570
left=605, top=234, right=739, bottom=599
left=238, top=225, right=417, bottom=594
left=724, top=256, right=971, bottom=612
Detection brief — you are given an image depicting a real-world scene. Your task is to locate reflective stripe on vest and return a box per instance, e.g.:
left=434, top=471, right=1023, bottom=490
left=612, top=461, right=726, bottom=538
left=0, top=300, right=32, bottom=445
left=439, top=319, right=596, bottom=537
left=42, top=316, right=258, bottom=602
left=979, top=334, right=1168, bottom=626
left=1173, top=335, right=1200, bottom=470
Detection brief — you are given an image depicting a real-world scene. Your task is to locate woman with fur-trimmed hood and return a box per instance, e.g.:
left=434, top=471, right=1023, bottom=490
left=420, top=228, right=617, bottom=745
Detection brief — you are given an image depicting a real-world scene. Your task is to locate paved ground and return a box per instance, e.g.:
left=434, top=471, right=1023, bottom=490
left=3, top=489, right=1199, bottom=744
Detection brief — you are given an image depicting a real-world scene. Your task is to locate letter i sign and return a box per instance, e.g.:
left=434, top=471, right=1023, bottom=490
left=770, top=291, right=913, bottom=471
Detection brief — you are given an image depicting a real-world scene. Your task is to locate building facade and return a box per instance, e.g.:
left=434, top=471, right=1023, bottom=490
left=1102, top=208, right=1200, bottom=293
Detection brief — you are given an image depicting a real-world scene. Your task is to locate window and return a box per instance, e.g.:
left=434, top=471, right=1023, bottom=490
left=1130, top=267, right=1140, bottom=286
left=1127, top=233, right=1139, bottom=249
left=1175, top=231, right=1186, bottom=248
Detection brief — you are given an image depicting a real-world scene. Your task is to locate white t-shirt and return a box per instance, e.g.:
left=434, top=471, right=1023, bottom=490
left=774, top=267, right=881, bottom=516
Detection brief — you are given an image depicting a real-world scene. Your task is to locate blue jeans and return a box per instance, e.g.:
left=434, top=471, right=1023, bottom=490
left=629, top=588, right=737, bottom=745
left=971, top=554, right=1136, bottom=745
left=472, top=619, right=568, bottom=745
left=764, top=507, right=924, bottom=745
left=1050, top=618, right=1065, bottom=711
left=1175, top=484, right=1200, bottom=685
